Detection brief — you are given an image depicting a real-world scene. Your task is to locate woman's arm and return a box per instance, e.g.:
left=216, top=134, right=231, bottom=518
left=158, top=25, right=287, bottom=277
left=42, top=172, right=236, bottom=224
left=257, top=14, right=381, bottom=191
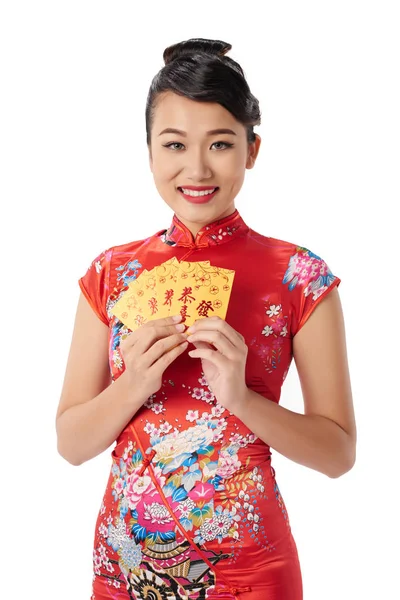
left=234, top=287, right=356, bottom=478
left=55, top=293, right=145, bottom=466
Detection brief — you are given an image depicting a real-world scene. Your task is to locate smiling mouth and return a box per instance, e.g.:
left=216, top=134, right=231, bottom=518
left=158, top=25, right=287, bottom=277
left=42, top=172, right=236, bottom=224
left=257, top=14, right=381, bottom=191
left=178, top=187, right=219, bottom=197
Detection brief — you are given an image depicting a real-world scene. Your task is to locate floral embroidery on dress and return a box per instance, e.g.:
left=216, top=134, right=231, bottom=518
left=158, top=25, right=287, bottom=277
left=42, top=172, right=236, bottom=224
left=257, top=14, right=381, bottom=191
left=159, top=209, right=249, bottom=248
left=104, top=256, right=145, bottom=379
left=93, top=439, right=226, bottom=598
left=208, top=224, right=240, bottom=244
left=282, top=246, right=336, bottom=300
left=249, top=295, right=289, bottom=375
left=133, top=372, right=278, bottom=569
left=115, top=258, right=143, bottom=288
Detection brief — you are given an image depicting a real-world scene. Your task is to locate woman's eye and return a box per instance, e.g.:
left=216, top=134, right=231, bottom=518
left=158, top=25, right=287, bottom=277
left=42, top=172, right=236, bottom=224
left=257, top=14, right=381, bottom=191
left=163, top=142, right=185, bottom=150
left=163, top=141, right=234, bottom=151
left=211, top=141, right=233, bottom=150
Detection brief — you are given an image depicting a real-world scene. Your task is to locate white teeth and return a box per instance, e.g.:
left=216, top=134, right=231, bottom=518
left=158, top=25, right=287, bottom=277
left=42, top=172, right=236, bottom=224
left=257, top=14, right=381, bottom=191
left=180, top=188, right=217, bottom=197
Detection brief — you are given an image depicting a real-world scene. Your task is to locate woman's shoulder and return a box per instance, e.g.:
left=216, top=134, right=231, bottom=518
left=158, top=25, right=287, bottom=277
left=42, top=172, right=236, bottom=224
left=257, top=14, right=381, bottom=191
left=248, top=225, right=318, bottom=257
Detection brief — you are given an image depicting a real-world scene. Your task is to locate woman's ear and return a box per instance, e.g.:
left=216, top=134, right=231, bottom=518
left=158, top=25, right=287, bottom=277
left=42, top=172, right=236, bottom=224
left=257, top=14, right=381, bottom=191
left=246, top=134, right=261, bottom=169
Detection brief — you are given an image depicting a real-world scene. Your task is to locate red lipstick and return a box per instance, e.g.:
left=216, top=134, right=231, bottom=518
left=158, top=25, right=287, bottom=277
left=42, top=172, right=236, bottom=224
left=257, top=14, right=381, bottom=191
left=178, top=186, right=219, bottom=204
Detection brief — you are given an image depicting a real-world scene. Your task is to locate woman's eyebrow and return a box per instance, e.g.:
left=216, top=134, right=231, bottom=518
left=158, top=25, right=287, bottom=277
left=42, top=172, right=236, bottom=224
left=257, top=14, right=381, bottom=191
left=158, top=128, right=237, bottom=136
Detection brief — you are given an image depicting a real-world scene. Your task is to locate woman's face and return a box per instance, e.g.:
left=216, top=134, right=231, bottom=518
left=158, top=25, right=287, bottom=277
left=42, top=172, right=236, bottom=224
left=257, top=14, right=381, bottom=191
left=149, top=91, right=261, bottom=238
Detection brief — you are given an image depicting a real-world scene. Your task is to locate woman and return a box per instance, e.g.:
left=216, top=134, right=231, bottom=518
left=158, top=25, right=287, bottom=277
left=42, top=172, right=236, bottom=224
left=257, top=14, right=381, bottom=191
left=56, top=38, right=356, bottom=600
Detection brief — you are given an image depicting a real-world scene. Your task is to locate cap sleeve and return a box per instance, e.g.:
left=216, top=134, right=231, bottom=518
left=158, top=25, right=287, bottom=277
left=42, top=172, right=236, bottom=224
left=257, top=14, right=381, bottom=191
left=78, top=247, right=113, bottom=326
left=283, top=246, right=341, bottom=337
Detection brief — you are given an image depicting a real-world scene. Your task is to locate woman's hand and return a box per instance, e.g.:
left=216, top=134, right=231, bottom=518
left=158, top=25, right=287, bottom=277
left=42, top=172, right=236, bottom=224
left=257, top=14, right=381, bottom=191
left=186, top=316, right=249, bottom=413
left=119, top=315, right=188, bottom=402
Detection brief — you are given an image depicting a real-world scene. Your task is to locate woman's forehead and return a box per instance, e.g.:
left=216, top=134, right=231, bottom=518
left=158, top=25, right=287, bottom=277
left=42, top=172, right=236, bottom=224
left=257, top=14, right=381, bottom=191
left=152, top=92, right=242, bottom=134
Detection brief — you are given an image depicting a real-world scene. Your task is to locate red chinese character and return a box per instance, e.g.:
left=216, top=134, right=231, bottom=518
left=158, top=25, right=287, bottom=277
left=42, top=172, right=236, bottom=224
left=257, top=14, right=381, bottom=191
left=197, top=300, right=215, bottom=317
left=180, top=304, right=190, bottom=323
left=148, top=296, right=158, bottom=315
left=178, top=287, right=196, bottom=304
left=163, top=289, right=174, bottom=307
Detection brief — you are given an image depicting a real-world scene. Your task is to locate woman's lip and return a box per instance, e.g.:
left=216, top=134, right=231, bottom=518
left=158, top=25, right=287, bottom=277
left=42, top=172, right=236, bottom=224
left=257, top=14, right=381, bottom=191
left=178, top=187, right=219, bottom=203
left=178, top=186, right=218, bottom=191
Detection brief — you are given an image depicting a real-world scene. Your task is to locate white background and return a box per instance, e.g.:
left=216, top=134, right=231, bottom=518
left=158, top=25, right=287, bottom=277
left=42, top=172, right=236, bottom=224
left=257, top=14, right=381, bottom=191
left=1, top=1, right=399, bottom=599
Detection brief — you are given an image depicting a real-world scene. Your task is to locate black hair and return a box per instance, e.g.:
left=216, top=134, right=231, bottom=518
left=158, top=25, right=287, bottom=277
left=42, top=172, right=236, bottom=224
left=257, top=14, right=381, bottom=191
left=145, top=38, right=261, bottom=145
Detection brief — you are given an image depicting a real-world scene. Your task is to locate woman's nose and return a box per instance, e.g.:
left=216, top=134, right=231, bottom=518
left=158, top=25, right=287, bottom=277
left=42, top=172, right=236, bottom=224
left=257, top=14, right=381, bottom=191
left=185, top=149, right=213, bottom=180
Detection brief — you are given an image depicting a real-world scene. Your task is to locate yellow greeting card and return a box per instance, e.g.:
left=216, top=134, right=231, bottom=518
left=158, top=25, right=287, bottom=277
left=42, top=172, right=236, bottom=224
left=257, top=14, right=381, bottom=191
left=153, top=257, right=181, bottom=319
left=110, top=259, right=235, bottom=331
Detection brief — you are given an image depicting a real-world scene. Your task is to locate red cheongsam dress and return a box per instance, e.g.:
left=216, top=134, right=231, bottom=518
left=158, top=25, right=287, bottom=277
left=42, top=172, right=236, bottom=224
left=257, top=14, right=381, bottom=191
left=78, top=209, right=341, bottom=600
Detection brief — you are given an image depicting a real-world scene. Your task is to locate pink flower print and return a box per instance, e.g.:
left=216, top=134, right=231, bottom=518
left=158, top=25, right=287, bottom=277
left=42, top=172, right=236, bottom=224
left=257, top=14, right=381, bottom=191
left=216, top=450, right=242, bottom=478
left=159, top=421, right=172, bottom=434
left=144, top=422, right=157, bottom=435
left=299, top=271, right=310, bottom=284
left=176, top=498, right=196, bottom=518
left=257, top=344, right=271, bottom=358
left=311, top=285, right=328, bottom=301
left=198, top=376, right=208, bottom=386
left=135, top=493, right=176, bottom=534
left=152, top=465, right=166, bottom=489
left=266, top=304, right=281, bottom=317
left=194, top=506, right=241, bottom=545
left=93, top=552, right=102, bottom=574
left=201, top=412, right=212, bottom=422
left=272, top=337, right=284, bottom=348
left=105, top=561, right=115, bottom=573
left=275, top=315, right=286, bottom=327
left=192, top=387, right=204, bottom=400
left=203, top=390, right=215, bottom=403
left=262, top=325, right=274, bottom=337
left=188, top=482, right=215, bottom=505
left=319, top=262, right=328, bottom=275
left=212, top=430, right=224, bottom=443
left=152, top=403, right=164, bottom=415
left=113, top=478, right=124, bottom=496
left=124, top=473, right=154, bottom=508
left=247, top=433, right=257, bottom=444
left=229, top=433, right=242, bottom=444
left=186, top=410, right=199, bottom=422
left=98, top=543, right=107, bottom=561
left=144, top=394, right=156, bottom=408
left=211, top=404, right=225, bottom=417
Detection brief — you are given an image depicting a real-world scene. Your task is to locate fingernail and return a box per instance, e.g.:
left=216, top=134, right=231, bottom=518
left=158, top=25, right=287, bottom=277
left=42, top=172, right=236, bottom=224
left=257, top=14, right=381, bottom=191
left=172, top=315, right=182, bottom=322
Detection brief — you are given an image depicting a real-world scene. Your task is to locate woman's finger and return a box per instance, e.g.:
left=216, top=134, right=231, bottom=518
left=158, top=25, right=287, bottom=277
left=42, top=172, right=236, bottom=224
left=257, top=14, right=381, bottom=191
left=186, top=329, right=237, bottom=358
left=188, top=347, right=226, bottom=367
left=188, top=317, right=245, bottom=349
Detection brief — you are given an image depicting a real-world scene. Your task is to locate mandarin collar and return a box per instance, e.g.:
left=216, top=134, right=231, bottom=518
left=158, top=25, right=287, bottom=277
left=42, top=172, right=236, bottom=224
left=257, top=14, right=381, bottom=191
left=159, top=209, right=249, bottom=248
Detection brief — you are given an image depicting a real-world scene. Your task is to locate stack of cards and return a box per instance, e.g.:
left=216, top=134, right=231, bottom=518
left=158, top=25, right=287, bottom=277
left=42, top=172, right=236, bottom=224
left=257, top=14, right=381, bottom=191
left=110, top=257, right=235, bottom=331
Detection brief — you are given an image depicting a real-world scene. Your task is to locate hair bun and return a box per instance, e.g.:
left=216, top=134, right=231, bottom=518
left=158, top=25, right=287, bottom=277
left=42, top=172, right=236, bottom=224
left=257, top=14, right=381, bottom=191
left=163, top=38, right=232, bottom=65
